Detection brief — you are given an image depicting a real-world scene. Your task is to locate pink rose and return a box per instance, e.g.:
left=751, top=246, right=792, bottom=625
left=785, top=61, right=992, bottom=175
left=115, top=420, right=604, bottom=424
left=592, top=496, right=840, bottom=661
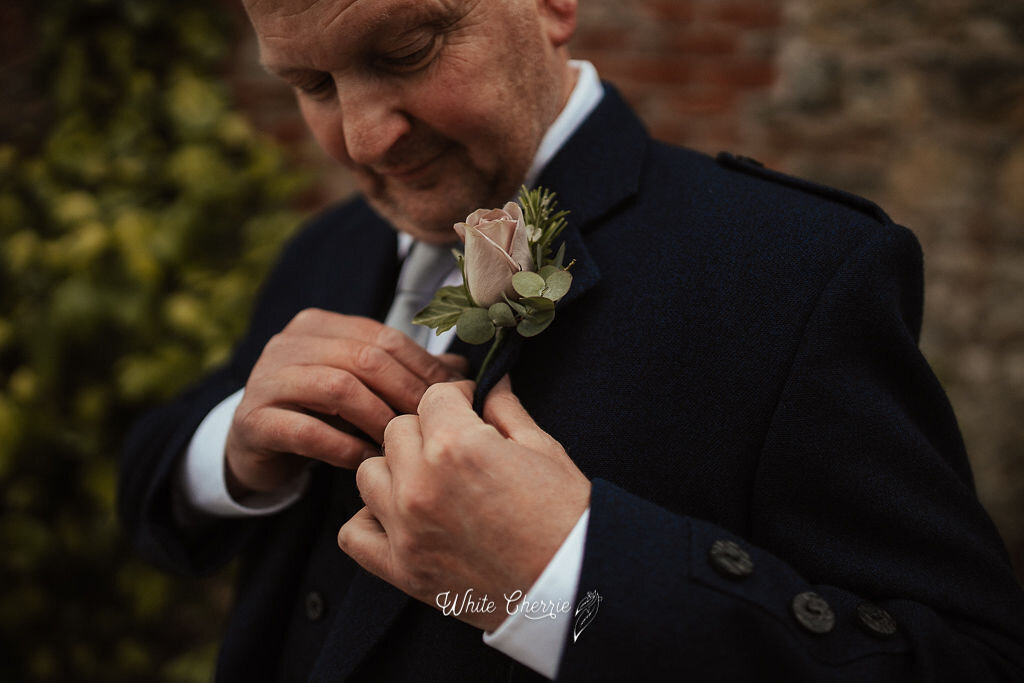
left=453, top=202, right=535, bottom=307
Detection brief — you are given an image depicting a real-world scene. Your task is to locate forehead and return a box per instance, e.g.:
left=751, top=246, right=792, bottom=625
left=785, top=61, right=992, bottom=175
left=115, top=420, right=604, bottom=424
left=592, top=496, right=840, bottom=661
left=245, top=0, right=462, bottom=63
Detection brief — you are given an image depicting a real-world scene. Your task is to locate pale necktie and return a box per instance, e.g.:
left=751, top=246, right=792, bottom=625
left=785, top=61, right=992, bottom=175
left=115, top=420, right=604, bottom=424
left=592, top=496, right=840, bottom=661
left=384, top=241, right=456, bottom=348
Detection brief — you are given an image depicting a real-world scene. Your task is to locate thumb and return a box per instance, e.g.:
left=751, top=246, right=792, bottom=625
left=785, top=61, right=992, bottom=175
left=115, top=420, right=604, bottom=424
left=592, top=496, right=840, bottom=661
left=483, top=375, right=562, bottom=454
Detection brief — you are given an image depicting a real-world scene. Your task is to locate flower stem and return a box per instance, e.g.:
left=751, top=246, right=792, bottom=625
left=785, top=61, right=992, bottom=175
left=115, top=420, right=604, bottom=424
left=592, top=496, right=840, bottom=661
left=475, top=327, right=508, bottom=385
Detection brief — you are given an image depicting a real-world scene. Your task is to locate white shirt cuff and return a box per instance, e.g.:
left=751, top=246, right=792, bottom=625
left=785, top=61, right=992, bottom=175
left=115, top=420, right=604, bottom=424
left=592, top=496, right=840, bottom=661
left=175, top=388, right=310, bottom=520
left=482, top=508, right=590, bottom=679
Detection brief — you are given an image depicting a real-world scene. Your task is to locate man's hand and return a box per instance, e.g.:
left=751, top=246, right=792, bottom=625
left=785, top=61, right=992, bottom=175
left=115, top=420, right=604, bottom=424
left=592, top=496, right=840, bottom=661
left=337, top=376, right=591, bottom=632
left=225, top=308, right=468, bottom=495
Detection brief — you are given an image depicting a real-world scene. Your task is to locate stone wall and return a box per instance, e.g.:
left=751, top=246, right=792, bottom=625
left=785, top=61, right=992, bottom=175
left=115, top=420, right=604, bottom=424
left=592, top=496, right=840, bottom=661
left=226, top=0, right=1024, bottom=578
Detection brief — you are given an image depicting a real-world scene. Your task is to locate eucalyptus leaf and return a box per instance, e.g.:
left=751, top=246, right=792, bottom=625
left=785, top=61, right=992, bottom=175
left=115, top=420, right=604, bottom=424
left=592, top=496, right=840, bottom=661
left=517, top=308, right=555, bottom=337
left=538, top=265, right=561, bottom=279
left=456, top=308, right=496, bottom=344
left=504, top=295, right=529, bottom=316
left=512, top=271, right=546, bottom=298
left=543, top=270, right=572, bottom=301
left=522, top=296, right=555, bottom=311
left=488, top=302, right=516, bottom=327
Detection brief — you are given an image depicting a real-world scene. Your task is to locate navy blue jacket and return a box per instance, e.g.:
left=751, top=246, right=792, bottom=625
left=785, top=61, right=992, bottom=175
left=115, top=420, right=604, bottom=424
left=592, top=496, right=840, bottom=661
left=120, top=86, right=1024, bottom=681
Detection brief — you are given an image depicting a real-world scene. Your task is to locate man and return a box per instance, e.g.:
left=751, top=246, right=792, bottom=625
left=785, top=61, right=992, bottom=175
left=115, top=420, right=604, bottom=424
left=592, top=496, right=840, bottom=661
left=119, top=0, right=1024, bottom=680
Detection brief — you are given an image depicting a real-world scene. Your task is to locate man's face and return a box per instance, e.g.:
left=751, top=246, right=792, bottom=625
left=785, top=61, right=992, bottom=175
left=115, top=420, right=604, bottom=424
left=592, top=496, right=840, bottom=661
left=246, top=0, right=574, bottom=243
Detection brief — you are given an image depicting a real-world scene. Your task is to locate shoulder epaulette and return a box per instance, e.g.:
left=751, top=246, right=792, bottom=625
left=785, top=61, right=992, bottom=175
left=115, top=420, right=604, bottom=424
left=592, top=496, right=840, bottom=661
left=716, top=152, right=892, bottom=226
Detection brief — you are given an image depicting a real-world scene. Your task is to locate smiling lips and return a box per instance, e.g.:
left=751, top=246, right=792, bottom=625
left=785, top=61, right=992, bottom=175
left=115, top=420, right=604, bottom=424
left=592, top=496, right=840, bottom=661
left=375, top=144, right=451, bottom=183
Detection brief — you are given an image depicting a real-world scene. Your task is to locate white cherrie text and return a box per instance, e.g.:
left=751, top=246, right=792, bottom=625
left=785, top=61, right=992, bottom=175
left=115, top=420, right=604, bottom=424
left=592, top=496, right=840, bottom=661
left=435, top=589, right=573, bottom=620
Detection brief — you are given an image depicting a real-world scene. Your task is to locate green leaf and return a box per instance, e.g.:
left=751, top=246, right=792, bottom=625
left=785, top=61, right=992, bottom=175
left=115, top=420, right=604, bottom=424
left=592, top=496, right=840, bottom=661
left=543, top=270, right=572, bottom=301
left=504, top=295, right=529, bottom=316
left=517, top=308, right=555, bottom=337
left=488, top=303, right=516, bottom=327
left=456, top=308, right=496, bottom=344
left=522, top=296, right=556, bottom=311
left=554, top=241, right=567, bottom=268
left=538, top=265, right=561, bottom=279
left=435, top=284, right=470, bottom=304
left=412, top=303, right=462, bottom=334
left=412, top=284, right=472, bottom=333
left=512, top=271, right=546, bottom=298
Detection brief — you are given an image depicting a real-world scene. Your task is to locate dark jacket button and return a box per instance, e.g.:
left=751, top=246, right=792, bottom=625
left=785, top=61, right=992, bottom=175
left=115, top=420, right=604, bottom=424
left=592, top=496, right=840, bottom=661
left=792, top=591, right=835, bottom=634
left=708, top=539, right=754, bottom=579
left=305, top=591, right=326, bottom=621
left=856, top=602, right=898, bottom=638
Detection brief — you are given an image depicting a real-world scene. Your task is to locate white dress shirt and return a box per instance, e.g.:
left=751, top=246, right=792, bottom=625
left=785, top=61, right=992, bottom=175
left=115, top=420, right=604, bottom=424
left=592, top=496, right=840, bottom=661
left=177, top=60, right=604, bottom=680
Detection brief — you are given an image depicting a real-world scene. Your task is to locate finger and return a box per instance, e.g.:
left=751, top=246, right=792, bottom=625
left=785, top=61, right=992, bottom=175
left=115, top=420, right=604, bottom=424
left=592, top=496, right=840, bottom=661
left=354, top=455, right=394, bottom=524
left=337, top=506, right=392, bottom=582
left=245, top=406, right=379, bottom=468
left=417, top=380, right=483, bottom=439
left=436, top=353, right=470, bottom=379
left=382, top=414, right=423, bottom=472
left=483, top=375, right=562, bottom=453
left=283, top=309, right=454, bottom=386
left=258, top=365, right=396, bottom=442
left=262, top=334, right=437, bottom=415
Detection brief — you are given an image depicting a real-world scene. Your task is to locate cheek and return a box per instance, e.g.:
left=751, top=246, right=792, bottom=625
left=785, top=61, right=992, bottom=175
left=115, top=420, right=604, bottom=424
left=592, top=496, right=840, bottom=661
left=299, top=100, right=351, bottom=166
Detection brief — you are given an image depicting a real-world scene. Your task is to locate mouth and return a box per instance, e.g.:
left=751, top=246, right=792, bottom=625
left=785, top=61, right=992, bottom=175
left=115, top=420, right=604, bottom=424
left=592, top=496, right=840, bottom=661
left=376, top=147, right=449, bottom=183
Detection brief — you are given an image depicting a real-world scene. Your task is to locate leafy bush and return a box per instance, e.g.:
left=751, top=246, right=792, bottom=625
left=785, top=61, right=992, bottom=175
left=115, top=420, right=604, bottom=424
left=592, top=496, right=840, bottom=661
left=0, top=1, right=307, bottom=679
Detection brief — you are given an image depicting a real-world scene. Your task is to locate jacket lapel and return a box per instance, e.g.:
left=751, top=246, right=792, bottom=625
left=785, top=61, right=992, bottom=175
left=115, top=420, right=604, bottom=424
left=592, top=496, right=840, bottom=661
left=314, top=86, right=651, bottom=679
left=471, top=83, right=650, bottom=407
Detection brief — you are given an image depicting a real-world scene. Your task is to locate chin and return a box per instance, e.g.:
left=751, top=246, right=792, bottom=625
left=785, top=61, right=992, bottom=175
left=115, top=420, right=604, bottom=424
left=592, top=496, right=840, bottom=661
left=361, top=167, right=522, bottom=242
left=364, top=194, right=461, bottom=244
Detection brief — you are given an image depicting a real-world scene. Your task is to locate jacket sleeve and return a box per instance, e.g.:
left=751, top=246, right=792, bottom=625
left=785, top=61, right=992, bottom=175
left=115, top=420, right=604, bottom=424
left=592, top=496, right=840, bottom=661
left=556, top=226, right=1024, bottom=681
left=117, top=216, right=329, bottom=576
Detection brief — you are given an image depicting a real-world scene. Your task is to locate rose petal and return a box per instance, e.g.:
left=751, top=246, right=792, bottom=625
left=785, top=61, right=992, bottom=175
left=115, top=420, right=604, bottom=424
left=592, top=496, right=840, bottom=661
left=509, top=219, right=535, bottom=274
left=464, top=224, right=520, bottom=307
left=474, top=216, right=517, bottom=253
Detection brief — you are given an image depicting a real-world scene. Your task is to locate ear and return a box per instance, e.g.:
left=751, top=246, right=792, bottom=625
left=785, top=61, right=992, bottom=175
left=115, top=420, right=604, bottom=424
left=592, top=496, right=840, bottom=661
left=537, top=0, right=578, bottom=48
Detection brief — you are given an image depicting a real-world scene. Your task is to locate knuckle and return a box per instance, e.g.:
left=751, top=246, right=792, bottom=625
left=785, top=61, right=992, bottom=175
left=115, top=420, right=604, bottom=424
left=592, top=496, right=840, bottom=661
left=355, top=343, right=388, bottom=374
left=287, top=420, right=311, bottom=449
left=397, top=481, right=437, bottom=519
left=383, top=414, right=416, bottom=441
left=320, top=370, right=358, bottom=404
left=419, top=381, right=449, bottom=407
left=354, top=457, right=374, bottom=491
left=423, top=428, right=462, bottom=464
left=263, top=332, right=289, bottom=356
left=374, top=325, right=404, bottom=353
left=291, top=307, right=325, bottom=329
left=337, top=524, right=352, bottom=551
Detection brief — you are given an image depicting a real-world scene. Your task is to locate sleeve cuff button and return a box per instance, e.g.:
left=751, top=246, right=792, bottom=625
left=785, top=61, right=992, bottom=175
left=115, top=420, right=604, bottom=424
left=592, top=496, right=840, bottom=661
left=856, top=602, right=899, bottom=638
left=708, top=539, right=754, bottom=579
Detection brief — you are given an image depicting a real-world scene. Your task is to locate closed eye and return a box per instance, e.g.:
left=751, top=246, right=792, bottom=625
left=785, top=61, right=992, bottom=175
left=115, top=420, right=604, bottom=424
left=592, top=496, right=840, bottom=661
left=296, top=74, right=335, bottom=100
left=375, top=34, right=440, bottom=73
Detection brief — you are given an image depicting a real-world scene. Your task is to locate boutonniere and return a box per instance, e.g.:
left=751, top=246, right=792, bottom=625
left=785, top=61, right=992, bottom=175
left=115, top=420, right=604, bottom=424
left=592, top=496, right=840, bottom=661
left=413, top=187, right=573, bottom=382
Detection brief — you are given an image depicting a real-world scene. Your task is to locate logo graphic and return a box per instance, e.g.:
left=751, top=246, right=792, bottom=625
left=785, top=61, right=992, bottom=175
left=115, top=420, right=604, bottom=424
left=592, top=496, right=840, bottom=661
left=572, top=590, right=602, bottom=642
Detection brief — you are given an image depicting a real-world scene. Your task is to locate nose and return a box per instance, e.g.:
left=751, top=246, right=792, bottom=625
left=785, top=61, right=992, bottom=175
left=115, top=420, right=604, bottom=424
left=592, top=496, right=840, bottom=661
left=327, top=79, right=411, bottom=168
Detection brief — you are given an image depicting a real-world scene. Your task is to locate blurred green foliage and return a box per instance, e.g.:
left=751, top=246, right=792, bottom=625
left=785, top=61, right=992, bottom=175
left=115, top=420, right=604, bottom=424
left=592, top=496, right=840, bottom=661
left=0, top=0, right=307, bottom=680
